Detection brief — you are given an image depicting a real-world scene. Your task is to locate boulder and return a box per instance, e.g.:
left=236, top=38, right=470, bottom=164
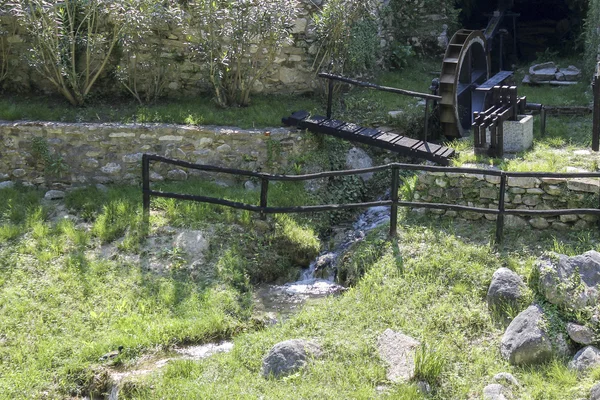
left=345, top=147, right=373, bottom=182
left=536, top=251, right=600, bottom=311
left=173, top=230, right=209, bottom=261
left=569, top=346, right=600, bottom=372
left=44, top=190, right=65, bottom=200
left=0, top=181, right=14, bottom=190
left=261, top=339, right=322, bottom=378
left=487, top=267, right=525, bottom=311
left=483, top=383, right=508, bottom=400
left=591, top=382, right=600, bottom=400
left=500, top=305, right=553, bottom=366
left=377, top=329, right=420, bottom=383
left=567, top=322, right=595, bottom=346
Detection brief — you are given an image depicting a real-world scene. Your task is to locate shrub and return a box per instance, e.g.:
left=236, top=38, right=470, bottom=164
left=8, top=0, right=142, bottom=105
left=312, top=0, right=380, bottom=76
left=116, top=0, right=184, bottom=104
left=187, top=0, right=297, bottom=107
left=585, top=0, right=600, bottom=78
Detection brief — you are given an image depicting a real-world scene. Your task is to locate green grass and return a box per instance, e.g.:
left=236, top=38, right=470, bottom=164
left=2, top=179, right=600, bottom=398
left=113, top=216, right=600, bottom=400
left=0, top=93, right=322, bottom=129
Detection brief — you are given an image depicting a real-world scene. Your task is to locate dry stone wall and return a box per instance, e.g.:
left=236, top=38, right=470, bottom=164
left=0, top=121, right=313, bottom=187
left=413, top=165, right=600, bottom=231
left=0, top=1, right=329, bottom=97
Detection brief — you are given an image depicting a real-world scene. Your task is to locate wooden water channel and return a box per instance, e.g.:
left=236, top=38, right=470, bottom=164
left=142, top=154, right=600, bottom=245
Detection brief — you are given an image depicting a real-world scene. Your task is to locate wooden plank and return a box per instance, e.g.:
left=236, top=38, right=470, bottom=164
left=395, top=137, right=420, bottom=148
left=339, top=123, right=362, bottom=134
left=475, top=71, right=514, bottom=91
left=321, top=119, right=345, bottom=129
left=376, top=132, right=400, bottom=143
left=358, top=128, right=381, bottom=138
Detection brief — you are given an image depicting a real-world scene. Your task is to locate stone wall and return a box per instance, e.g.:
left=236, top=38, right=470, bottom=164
left=413, top=166, right=600, bottom=231
left=0, top=1, right=332, bottom=98
left=0, top=121, right=313, bottom=188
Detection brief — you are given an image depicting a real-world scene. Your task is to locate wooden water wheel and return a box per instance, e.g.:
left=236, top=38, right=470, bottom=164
left=439, top=30, right=490, bottom=138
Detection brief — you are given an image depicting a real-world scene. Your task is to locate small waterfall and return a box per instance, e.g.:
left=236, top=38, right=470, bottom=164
left=254, top=203, right=392, bottom=317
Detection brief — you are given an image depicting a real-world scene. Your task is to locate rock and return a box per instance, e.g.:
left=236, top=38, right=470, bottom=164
left=261, top=339, right=322, bottom=379
left=173, top=230, right=209, bottom=260
left=530, top=217, right=550, bottom=229
left=388, top=110, right=404, bottom=119
left=536, top=251, right=600, bottom=311
left=166, top=169, right=188, bottom=181
left=313, top=252, right=336, bottom=279
left=244, top=180, right=257, bottom=191
left=345, top=147, right=373, bottom=181
left=376, top=328, right=420, bottom=383
left=569, top=346, right=600, bottom=372
left=591, top=382, right=600, bottom=400
left=0, top=181, right=14, bottom=190
left=567, top=323, right=594, bottom=345
left=417, top=380, right=432, bottom=395
left=100, top=163, right=121, bottom=175
left=504, top=215, right=528, bottom=229
left=529, top=62, right=558, bottom=82
left=12, top=168, right=26, bottom=178
left=150, top=171, right=164, bottom=182
left=487, top=267, right=525, bottom=312
left=500, top=305, right=553, bottom=366
left=483, top=383, right=508, bottom=400
left=493, top=372, right=519, bottom=387
left=44, top=190, right=65, bottom=200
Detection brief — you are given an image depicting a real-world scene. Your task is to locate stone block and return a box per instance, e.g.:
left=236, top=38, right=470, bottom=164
left=485, top=115, right=533, bottom=153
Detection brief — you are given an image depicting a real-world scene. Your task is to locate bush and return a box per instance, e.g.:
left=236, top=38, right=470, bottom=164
left=312, top=0, right=381, bottom=76
left=585, top=0, right=600, bottom=78
left=187, top=0, right=297, bottom=107
left=9, top=0, right=144, bottom=105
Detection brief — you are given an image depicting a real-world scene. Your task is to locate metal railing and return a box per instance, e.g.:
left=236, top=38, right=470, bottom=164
left=142, top=154, right=600, bottom=244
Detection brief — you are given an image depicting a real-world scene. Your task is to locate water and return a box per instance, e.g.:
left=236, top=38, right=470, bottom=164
left=254, top=204, right=392, bottom=318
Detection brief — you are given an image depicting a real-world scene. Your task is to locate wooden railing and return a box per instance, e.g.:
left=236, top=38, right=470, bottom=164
left=317, top=73, right=441, bottom=141
left=142, top=154, right=600, bottom=244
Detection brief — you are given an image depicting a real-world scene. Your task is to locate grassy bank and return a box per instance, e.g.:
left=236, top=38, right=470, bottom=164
left=1, top=180, right=600, bottom=398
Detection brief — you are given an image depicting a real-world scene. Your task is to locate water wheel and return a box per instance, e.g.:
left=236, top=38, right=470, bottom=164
left=439, top=30, right=490, bottom=138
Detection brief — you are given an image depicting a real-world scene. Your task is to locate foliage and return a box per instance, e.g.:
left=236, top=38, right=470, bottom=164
left=312, top=0, right=380, bottom=76
left=8, top=0, right=142, bottom=106
left=585, top=0, right=600, bottom=79
left=0, top=3, right=18, bottom=84
left=116, top=0, right=184, bottom=104
left=187, top=0, right=296, bottom=107
left=385, top=0, right=459, bottom=56
left=30, top=136, right=69, bottom=178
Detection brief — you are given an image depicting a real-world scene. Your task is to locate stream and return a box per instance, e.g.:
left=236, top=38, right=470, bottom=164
left=103, top=204, right=392, bottom=399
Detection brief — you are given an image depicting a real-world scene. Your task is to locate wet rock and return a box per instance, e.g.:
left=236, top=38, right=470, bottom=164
left=345, top=147, right=373, bottom=181
left=501, top=304, right=553, bottom=366
left=313, top=252, right=336, bottom=278
left=569, top=346, right=600, bottom=372
left=44, top=190, right=65, bottom=200
left=487, top=267, right=525, bottom=312
left=377, top=328, right=420, bottom=383
left=261, top=339, right=323, bottom=378
left=536, top=251, right=600, bottom=311
left=567, top=322, right=595, bottom=346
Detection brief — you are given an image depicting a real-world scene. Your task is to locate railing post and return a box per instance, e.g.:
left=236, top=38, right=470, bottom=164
left=326, top=78, right=334, bottom=119
left=593, top=63, right=600, bottom=152
left=496, top=117, right=504, bottom=158
left=540, top=106, right=547, bottom=137
left=423, top=98, right=430, bottom=141
left=260, top=177, right=269, bottom=220
left=389, top=166, right=400, bottom=237
left=495, top=173, right=507, bottom=245
left=142, top=154, right=150, bottom=232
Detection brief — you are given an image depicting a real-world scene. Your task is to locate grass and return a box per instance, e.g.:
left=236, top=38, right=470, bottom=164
left=2, top=181, right=600, bottom=398
left=114, top=215, right=600, bottom=400
left=0, top=181, right=322, bottom=398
